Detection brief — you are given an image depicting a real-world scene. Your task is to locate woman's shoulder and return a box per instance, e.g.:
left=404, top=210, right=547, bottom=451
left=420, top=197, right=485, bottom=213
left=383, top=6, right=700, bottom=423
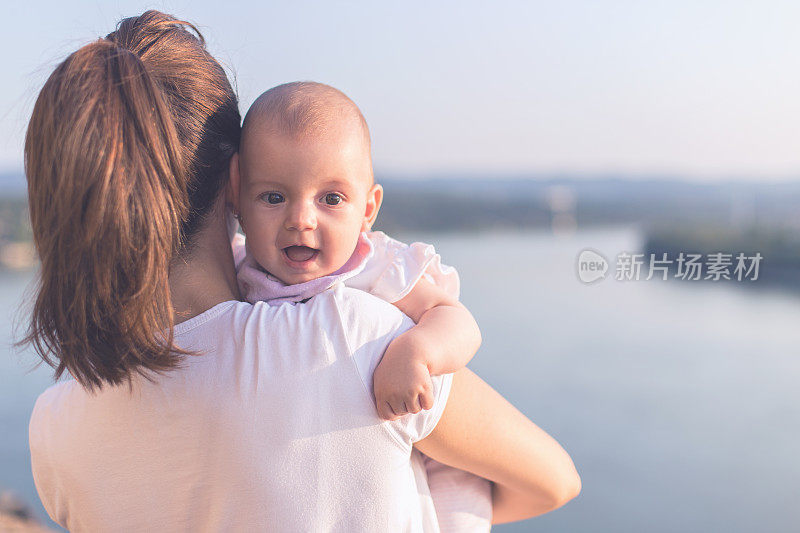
left=171, top=288, right=413, bottom=362
left=31, top=379, right=80, bottom=420
left=29, top=378, right=86, bottom=468
left=327, top=284, right=413, bottom=337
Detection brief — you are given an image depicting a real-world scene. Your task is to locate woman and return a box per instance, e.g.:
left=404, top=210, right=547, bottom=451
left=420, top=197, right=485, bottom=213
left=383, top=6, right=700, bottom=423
left=24, top=10, right=580, bottom=531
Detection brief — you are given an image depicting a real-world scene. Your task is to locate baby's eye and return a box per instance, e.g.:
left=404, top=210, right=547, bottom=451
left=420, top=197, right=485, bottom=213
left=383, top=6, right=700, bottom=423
left=262, top=192, right=284, bottom=204
left=323, top=193, right=343, bottom=206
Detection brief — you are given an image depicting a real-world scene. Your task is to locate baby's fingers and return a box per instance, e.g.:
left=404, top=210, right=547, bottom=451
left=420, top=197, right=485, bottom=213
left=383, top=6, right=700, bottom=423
left=377, top=401, right=400, bottom=421
left=419, top=389, right=434, bottom=411
left=405, top=395, right=422, bottom=414
left=392, top=399, right=412, bottom=417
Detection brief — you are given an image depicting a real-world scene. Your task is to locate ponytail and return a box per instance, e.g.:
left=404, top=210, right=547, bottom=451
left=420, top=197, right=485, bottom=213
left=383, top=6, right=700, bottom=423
left=23, top=11, right=241, bottom=391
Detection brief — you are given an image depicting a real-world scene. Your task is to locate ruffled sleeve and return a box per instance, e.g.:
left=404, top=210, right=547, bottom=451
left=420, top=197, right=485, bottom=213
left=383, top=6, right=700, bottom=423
left=347, top=231, right=460, bottom=303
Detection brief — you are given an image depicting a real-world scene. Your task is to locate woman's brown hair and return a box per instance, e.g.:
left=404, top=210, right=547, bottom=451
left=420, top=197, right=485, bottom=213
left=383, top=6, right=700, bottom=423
left=22, top=11, right=240, bottom=391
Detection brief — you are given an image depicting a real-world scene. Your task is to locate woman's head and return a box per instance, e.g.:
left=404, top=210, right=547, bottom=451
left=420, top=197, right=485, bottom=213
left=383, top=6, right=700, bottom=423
left=23, top=10, right=240, bottom=391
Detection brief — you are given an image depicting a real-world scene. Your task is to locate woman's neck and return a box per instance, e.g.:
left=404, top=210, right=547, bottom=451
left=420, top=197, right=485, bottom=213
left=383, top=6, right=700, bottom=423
left=169, top=205, right=241, bottom=324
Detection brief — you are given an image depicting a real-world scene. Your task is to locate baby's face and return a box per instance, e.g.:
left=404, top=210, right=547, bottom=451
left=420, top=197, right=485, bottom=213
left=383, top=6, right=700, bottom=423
left=235, top=122, right=378, bottom=285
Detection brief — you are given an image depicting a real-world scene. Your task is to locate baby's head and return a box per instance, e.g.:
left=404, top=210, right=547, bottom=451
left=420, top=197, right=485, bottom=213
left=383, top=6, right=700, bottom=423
left=231, top=82, right=382, bottom=285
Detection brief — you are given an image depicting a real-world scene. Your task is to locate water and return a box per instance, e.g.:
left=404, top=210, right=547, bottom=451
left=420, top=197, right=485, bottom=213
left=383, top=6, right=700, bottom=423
left=2, top=228, right=800, bottom=532
left=0, top=269, right=57, bottom=528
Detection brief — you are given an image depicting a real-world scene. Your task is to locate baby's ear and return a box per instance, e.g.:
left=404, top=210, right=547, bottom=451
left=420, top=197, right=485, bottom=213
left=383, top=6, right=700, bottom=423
left=362, top=183, right=383, bottom=231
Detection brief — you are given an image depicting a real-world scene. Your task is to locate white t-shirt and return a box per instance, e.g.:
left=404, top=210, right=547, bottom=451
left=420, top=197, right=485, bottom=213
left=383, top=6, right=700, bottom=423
left=28, top=286, right=453, bottom=532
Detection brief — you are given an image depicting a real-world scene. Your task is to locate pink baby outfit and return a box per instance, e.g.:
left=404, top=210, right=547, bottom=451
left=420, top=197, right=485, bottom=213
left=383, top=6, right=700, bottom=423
left=233, top=230, right=492, bottom=532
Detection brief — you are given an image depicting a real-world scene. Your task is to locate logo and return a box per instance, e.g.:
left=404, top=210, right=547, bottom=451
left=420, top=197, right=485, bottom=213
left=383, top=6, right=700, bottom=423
left=577, top=249, right=608, bottom=283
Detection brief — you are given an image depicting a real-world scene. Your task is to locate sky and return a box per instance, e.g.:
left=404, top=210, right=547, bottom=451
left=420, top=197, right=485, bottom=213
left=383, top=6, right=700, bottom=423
left=3, top=1, right=800, bottom=181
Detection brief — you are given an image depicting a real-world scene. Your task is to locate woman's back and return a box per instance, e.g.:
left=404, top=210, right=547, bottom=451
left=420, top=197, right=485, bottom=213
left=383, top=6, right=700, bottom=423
left=30, top=287, right=452, bottom=532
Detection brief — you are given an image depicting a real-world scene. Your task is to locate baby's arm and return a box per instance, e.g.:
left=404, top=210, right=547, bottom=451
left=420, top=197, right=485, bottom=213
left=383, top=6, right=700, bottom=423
left=373, top=274, right=482, bottom=420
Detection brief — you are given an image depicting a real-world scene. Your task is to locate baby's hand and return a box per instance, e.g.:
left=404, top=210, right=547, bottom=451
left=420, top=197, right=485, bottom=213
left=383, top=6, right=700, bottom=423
left=373, top=334, right=435, bottom=421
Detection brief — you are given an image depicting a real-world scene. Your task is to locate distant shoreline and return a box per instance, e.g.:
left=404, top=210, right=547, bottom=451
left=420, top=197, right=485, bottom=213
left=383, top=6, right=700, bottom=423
left=4, top=177, right=800, bottom=285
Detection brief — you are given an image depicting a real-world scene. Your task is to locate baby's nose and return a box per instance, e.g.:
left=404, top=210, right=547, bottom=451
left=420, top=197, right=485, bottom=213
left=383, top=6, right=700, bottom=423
left=285, top=201, right=317, bottom=231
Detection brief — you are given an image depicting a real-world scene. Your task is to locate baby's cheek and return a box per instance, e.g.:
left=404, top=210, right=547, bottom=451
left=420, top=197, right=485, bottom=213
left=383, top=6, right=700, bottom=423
left=328, top=228, right=362, bottom=271
left=245, top=209, right=278, bottom=235
left=244, top=230, right=277, bottom=270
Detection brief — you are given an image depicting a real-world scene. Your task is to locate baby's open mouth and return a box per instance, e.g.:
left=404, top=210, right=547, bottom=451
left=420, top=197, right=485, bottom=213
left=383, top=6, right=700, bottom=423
left=283, top=246, right=319, bottom=263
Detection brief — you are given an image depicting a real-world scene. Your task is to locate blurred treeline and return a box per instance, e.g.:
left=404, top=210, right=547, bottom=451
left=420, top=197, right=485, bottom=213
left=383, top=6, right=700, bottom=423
left=3, top=172, right=800, bottom=282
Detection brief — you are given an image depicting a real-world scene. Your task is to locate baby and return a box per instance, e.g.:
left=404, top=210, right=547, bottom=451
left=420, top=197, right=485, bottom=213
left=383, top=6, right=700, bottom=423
left=229, top=82, right=492, bottom=532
